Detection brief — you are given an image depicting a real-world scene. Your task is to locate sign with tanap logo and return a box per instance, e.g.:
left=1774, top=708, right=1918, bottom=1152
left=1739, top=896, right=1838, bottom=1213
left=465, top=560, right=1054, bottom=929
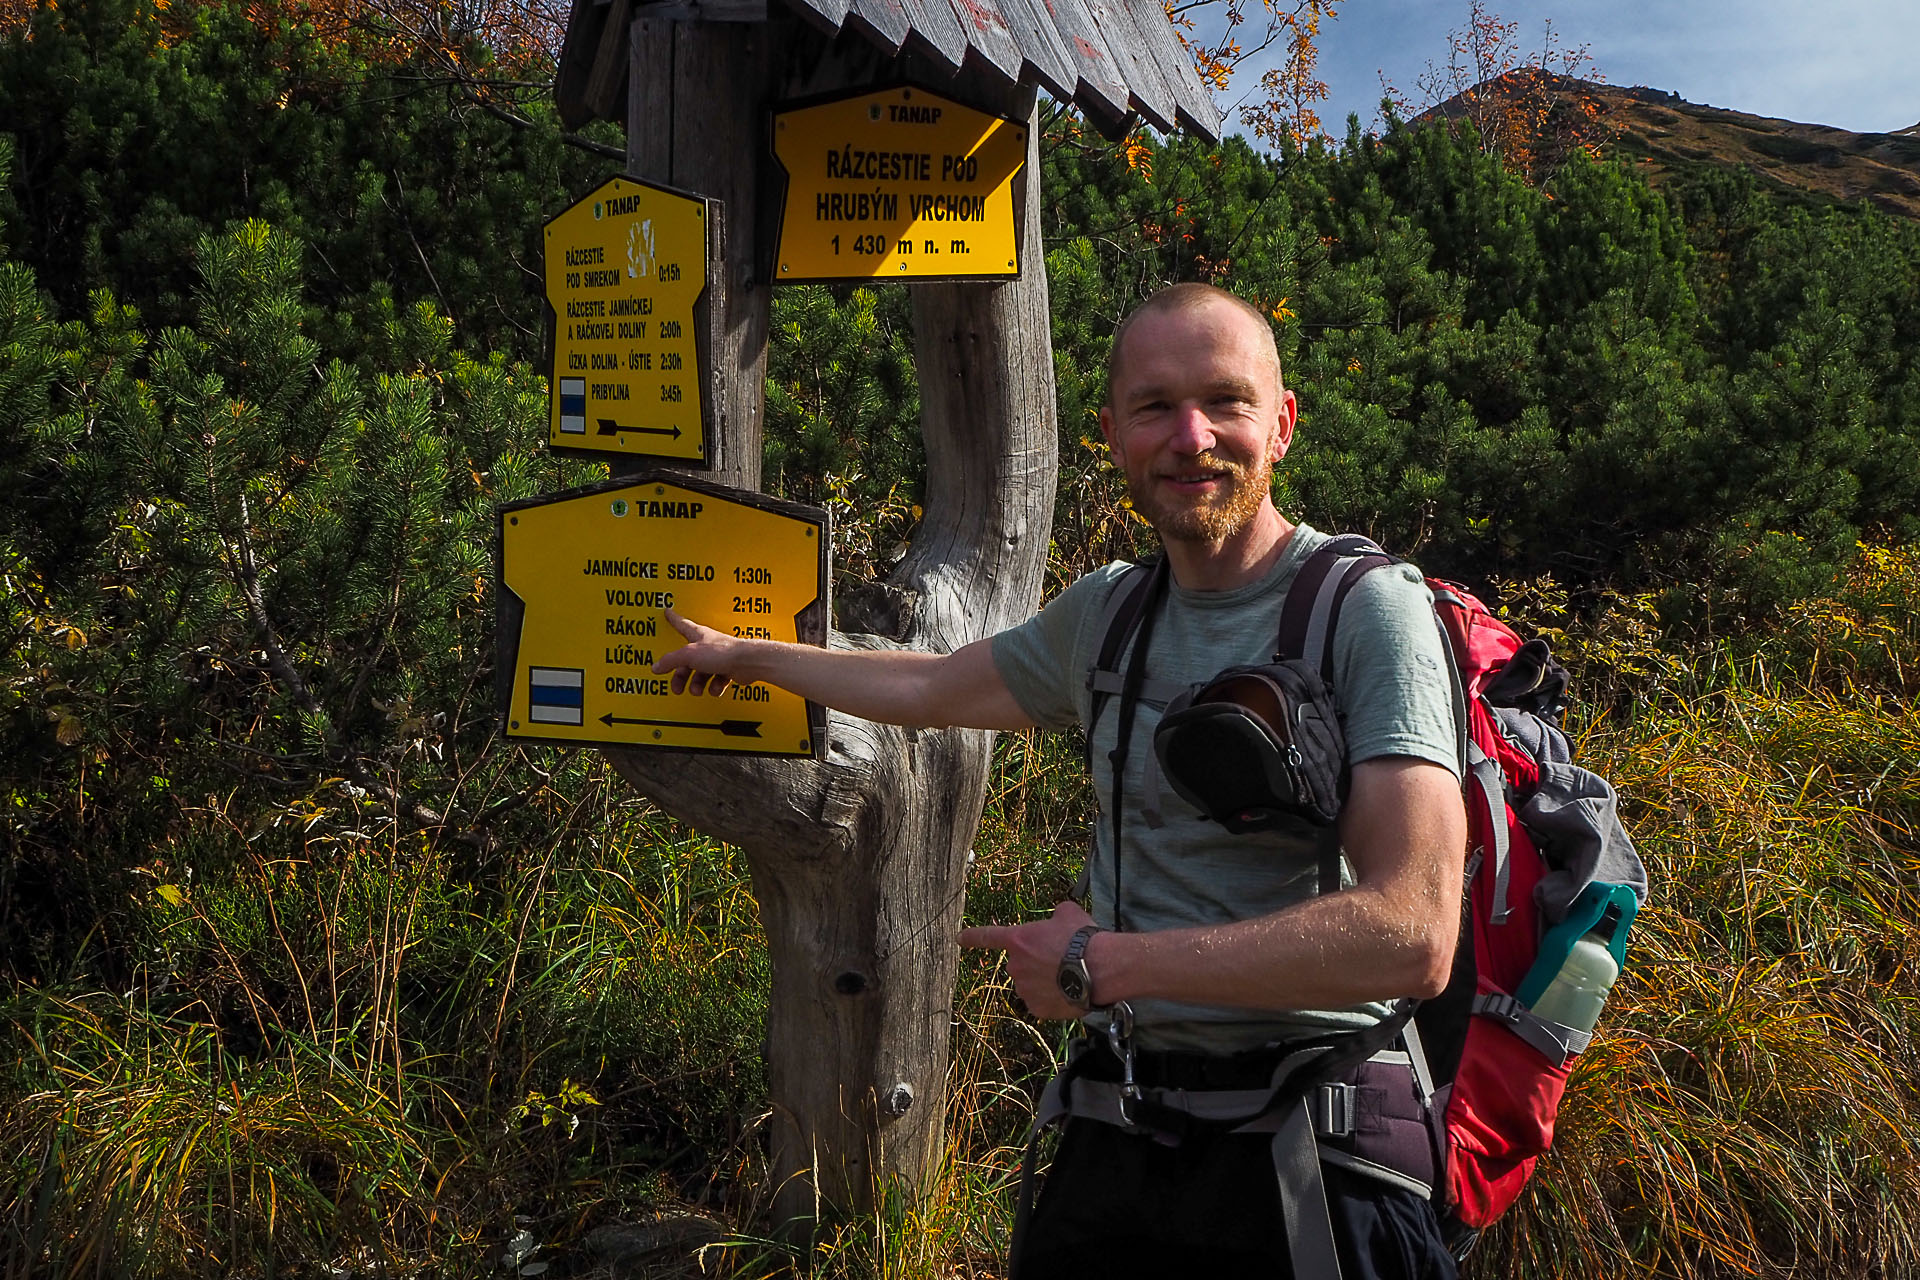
left=495, top=473, right=828, bottom=756
left=771, top=85, right=1026, bottom=282
left=543, top=176, right=714, bottom=462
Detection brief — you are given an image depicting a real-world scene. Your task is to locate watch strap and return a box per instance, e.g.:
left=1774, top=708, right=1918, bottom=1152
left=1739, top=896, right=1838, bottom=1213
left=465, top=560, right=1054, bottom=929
left=1062, top=923, right=1101, bottom=965
left=1058, top=923, right=1104, bottom=1010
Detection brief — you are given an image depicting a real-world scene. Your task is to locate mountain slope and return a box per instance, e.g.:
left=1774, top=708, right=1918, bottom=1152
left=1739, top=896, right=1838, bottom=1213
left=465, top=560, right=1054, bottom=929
left=1609, top=83, right=1920, bottom=218
left=1425, top=73, right=1920, bottom=220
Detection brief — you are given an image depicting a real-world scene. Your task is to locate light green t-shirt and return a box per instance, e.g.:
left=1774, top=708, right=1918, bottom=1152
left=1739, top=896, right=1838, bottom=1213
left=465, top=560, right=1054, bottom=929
left=990, top=525, right=1460, bottom=1053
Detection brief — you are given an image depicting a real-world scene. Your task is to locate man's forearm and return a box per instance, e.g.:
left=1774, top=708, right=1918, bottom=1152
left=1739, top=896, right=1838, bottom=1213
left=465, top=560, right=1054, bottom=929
left=653, top=611, right=1035, bottom=731
left=967, top=758, right=1468, bottom=1021
left=1083, top=884, right=1455, bottom=1012
left=724, top=641, right=957, bottom=726
left=1086, top=757, right=1466, bottom=1012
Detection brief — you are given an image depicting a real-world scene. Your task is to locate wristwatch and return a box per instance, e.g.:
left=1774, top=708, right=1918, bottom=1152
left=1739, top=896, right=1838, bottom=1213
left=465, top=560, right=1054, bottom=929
left=1057, top=924, right=1105, bottom=1011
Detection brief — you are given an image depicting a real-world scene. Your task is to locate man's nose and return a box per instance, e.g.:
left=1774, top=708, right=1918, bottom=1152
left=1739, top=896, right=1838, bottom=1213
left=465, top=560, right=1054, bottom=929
left=1168, top=404, right=1217, bottom=453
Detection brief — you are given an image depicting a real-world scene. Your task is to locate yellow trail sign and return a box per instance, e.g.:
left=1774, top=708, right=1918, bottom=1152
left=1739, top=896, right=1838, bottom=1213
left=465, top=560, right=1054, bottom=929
left=544, top=176, right=715, bottom=463
left=772, top=85, right=1026, bottom=283
left=496, top=473, right=828, bottom=756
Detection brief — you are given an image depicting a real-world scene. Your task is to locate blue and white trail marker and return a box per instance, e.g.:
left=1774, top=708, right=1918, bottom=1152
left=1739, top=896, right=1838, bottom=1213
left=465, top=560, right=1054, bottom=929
left=527, top=666, right=586, bottom=725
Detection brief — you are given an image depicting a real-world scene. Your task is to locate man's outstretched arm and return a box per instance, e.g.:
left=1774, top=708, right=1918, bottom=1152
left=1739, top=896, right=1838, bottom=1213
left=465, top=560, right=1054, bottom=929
left=651, top=608, right=1037, bottom=732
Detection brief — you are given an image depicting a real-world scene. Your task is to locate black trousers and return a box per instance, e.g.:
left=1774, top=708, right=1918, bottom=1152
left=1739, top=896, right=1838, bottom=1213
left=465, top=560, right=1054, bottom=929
left=1014, top=1116, right=1460, bottom=1279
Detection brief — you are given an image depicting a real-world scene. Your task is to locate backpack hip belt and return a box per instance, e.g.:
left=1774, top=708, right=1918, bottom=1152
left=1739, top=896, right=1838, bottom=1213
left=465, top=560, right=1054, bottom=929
left=1059, top=1046, right=1439, bottom=1193
left=1008, top=1005, right=1434, bottom=1280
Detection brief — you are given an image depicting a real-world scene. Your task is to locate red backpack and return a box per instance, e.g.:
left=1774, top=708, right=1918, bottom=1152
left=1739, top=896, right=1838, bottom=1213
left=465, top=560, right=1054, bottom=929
left=1277, top=535, right=1646, bottom=1242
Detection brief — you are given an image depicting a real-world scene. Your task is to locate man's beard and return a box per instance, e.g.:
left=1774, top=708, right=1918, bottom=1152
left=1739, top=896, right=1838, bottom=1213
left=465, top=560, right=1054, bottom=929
left=1128, top=451, right=1272, bottom=543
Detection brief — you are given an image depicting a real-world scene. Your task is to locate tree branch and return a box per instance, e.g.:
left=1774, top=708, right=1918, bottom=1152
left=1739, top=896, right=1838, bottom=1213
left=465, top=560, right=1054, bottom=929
left=472, top=96, right=626, bottom=159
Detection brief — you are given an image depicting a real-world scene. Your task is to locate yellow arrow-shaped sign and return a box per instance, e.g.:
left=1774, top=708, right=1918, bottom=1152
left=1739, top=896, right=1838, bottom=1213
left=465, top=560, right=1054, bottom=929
left=544, top=176, right=714, bottom=462
left=496, top=473, right=829, bottom=756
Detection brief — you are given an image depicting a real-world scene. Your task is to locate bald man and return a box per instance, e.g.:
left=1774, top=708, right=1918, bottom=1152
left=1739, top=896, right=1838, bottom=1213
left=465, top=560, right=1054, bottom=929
left=657, top=283, right=1465, bottom=1278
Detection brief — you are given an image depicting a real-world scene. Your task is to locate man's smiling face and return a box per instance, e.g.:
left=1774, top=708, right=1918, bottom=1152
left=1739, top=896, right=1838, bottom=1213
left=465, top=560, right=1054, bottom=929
left=1100, top=296, right=1297, bottom=545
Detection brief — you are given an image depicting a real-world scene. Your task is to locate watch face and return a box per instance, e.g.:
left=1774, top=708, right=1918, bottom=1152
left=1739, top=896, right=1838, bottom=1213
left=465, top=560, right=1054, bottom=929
left=1059, top=968, right=1087, bottom=1004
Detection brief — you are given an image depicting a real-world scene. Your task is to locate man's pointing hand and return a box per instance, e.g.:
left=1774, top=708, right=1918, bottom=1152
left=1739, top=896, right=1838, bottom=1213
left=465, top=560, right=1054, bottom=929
left=652, top=607, right=754, bottom=696
left=959, top=900, right=1102, bottom=1021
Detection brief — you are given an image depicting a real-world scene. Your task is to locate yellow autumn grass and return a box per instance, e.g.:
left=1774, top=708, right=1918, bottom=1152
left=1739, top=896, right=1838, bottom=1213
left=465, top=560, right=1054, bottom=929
left=1475, top=547, right=1920, bottom=1279
left=5, top=995, right=439, bottom=1277
left=5, top=546, right=1919, bottom=1277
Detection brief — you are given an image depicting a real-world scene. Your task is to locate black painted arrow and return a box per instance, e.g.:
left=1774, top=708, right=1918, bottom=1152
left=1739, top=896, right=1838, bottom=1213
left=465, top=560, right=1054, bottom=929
left=597, top=418, right=683, bottom=439
left=600, top=713, right=761, bottom=738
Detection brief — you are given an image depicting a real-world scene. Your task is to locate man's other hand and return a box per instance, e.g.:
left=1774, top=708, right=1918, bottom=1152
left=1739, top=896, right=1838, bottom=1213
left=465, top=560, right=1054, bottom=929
left=959, top=900, right=1099, bottom=1021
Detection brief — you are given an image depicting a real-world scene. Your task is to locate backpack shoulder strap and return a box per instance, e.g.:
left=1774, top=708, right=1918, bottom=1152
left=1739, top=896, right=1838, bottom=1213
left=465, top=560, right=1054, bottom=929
left=1077, top=557, right=1170, bottom=927
left=1276, top=536, right=1469, bottom=776
left=1084, top=556, right=1172, bottom=724
left=1274, top=536, right=1474, bottom=897
left=1271, top=538, right=1394, bottom=898
left=1276, top=534, right=1395, bottom=673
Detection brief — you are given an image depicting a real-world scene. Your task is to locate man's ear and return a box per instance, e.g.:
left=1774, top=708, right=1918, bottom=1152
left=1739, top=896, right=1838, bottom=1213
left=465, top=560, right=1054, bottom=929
left=1269, top=388, right=1299, bottom=464
left=1099, top=406, right=1123, bottom=466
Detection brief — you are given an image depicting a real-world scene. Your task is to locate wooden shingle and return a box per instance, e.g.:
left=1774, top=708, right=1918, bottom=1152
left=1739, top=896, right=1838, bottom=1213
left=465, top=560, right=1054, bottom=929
left=556, top=0, right=1221, bottom=140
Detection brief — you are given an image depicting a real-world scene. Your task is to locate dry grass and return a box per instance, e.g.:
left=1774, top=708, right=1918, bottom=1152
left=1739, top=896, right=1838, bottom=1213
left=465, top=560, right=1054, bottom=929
left=1, top=771, right=771, bottom=1278
left=1477, top=545, right=1920, bottom=1278
left=6, top=545, right=1920, bottom=1277
left=5, top=995, right=441, bottom=1277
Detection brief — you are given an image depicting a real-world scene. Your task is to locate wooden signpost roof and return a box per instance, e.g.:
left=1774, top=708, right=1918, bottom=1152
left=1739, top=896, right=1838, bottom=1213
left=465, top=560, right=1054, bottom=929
left=556, top=0, right=1223, bottom=142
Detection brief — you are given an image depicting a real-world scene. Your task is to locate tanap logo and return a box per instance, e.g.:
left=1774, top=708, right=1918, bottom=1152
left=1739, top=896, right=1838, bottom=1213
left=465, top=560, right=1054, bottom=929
left=593, top=202, right=603, bottom=219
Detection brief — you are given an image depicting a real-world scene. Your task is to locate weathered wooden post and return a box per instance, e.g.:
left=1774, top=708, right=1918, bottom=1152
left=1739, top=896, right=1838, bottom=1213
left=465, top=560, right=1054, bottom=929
left=548, top=0, right=1220, bottom=1231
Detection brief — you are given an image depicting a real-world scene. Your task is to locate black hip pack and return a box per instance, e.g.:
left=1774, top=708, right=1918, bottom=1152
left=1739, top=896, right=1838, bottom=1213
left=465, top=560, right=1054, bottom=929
left=1152, top=661, right=1347, bottom=832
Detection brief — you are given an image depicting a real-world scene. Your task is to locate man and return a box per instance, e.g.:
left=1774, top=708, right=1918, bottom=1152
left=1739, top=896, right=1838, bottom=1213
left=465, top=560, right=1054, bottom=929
left=655, top=283, right=1466, bottom=1277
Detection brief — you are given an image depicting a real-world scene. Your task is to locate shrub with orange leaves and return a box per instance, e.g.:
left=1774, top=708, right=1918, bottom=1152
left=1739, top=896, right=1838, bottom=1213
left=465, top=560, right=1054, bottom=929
left=1164, top=0, right=1341, bottom=146
left=1122, top=130, right=1156, bottom=182
left=0, top=0, right=573, bottom=77
left=1238, top=0, right=1336, bottom=146
left=1398, top=0, right=1617, bottom=191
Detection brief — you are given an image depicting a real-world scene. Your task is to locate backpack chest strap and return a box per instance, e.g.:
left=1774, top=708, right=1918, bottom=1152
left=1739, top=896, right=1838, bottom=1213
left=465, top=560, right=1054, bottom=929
left=1086, top=668, right=1187, bottom=704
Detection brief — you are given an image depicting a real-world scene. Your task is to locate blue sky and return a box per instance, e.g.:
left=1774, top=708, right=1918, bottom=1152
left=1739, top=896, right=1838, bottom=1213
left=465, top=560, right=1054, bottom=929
left=1225, top=0, right=1920, bottom=138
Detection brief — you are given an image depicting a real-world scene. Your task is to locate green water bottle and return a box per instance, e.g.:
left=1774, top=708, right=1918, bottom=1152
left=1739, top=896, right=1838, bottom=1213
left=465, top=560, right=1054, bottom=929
left=1526, top=927, right=1620, bottom=1035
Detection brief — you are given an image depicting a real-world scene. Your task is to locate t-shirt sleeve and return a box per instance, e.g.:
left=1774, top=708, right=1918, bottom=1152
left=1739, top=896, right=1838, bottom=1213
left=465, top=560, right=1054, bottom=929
left=1331, top=561, right=1461, bottom=777
left=990, top=563, right=1133, bottom=733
